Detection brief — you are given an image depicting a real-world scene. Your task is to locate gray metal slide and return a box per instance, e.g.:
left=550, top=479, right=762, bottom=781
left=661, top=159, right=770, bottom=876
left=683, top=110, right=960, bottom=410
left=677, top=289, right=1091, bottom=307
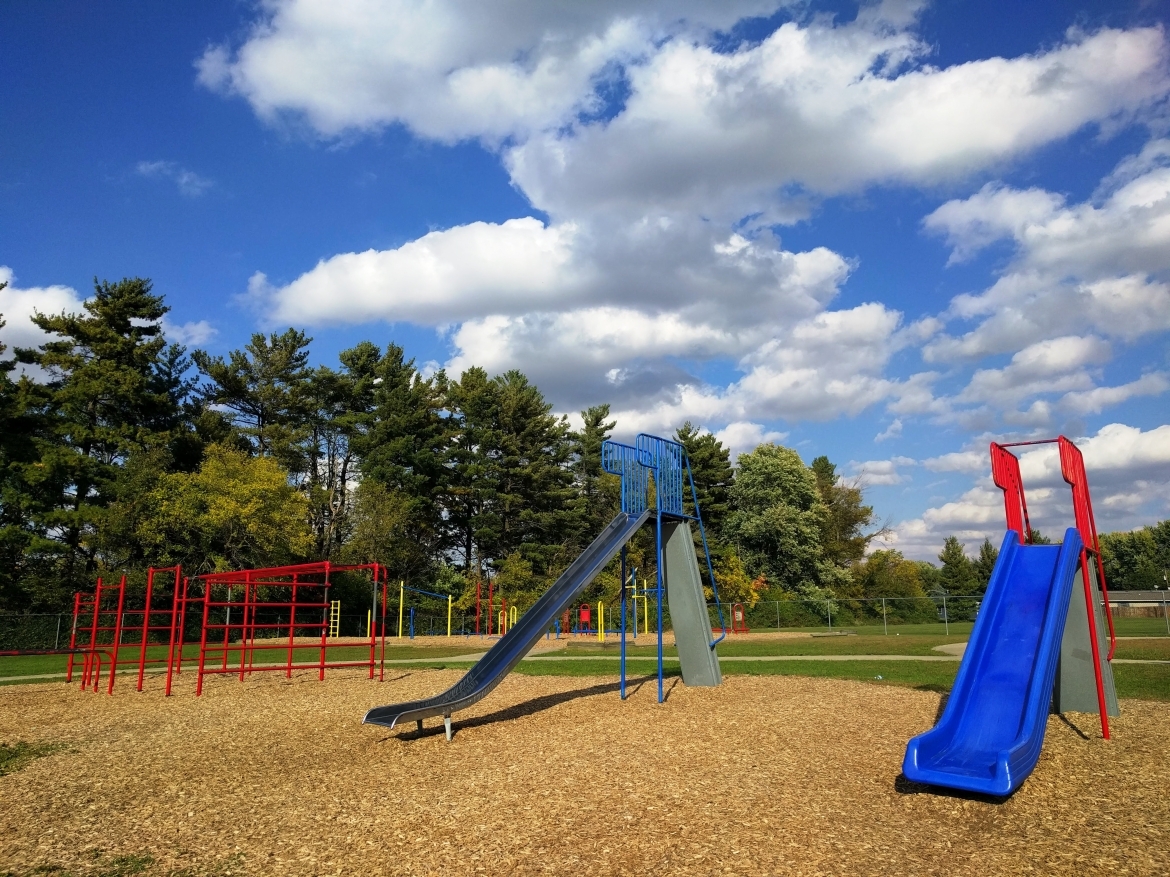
left=363, top=510, right=650, bottom=737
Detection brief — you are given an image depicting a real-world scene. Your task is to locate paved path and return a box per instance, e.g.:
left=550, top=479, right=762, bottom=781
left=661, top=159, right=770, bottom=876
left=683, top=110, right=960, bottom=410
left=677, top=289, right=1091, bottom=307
left=7, top=649, right=1169, bottom=684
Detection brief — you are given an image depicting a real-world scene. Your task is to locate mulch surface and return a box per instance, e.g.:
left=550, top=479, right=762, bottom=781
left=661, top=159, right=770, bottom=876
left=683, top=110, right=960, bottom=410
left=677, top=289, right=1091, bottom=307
left=1, top=669, right=1167, bottom=876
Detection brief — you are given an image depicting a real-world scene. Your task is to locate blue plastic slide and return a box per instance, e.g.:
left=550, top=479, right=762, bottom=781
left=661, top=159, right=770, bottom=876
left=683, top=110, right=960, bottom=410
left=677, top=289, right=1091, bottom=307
left=363, top=510, right=649, bottom=735
left=902, top=527, right=1084, bottom=796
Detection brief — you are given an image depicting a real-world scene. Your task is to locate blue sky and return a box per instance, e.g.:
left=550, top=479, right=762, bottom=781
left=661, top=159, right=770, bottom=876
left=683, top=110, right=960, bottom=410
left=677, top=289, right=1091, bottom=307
left=3, top=0, right=1169, bottom=558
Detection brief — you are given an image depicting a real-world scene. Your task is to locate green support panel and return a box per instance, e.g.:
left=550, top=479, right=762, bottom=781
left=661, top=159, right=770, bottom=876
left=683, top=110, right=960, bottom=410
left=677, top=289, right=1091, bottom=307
left=661, top=520, right=721, bottom=687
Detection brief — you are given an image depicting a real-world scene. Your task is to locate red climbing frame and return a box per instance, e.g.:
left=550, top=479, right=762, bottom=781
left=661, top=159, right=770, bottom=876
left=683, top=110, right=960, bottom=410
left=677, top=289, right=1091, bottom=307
left=990, top=436, right=1116, bottom=739
left=192, top=561, right=389, bottom=696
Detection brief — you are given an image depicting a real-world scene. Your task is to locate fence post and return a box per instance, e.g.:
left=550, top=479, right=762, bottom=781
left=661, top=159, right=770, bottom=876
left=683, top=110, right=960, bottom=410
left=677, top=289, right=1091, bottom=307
left=55, top=614, right=62, bottom=650
left=827, top=600, right=832, bottom=631
left=882, top=598, right=887, bottom=636
left=942, top=595, right=949, bottom=636
left=1163, top=589, right=1169, bottom=636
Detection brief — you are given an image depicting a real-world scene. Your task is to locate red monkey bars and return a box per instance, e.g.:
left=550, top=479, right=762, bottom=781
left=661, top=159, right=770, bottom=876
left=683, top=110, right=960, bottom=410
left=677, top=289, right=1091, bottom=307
left=990, top=436, right=1116, bottom=739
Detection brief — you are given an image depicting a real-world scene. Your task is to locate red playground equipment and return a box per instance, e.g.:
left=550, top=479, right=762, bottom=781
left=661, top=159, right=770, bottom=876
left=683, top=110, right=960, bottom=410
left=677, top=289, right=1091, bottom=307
left=57, top=560, right=392, bottom=696
left=730, top=602, right=750, bottom=634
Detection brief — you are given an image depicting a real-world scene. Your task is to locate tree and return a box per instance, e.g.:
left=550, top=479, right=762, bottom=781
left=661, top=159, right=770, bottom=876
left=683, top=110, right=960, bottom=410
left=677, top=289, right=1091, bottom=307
left=1100, top=524, right=1166, bottom=590
left=810, top=455, right=879, bottom=567
left=131, top=444, right=311, bottom=574
left=724, top=443, right=844, bottom=597
left=973, top=537, right=999, bottom=593
left=938, top=536, right=978, bottom=595
left=571, top=404, right=618, bottom=542
left=675, top=422, right=734, bottom=537
left=341, top=479, right=425, bottom=582
left=850, top=550, right=937, bottom=622
left=14, top=277, right=184, bottom=598
left=192, top=329, right=313, bottom=471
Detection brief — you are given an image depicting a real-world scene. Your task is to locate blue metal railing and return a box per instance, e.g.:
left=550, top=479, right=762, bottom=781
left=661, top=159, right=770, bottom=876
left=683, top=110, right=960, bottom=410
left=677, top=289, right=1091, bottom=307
left=601, top=440, right=649, bottom=517
left=603, top=434, right=728, bottom=658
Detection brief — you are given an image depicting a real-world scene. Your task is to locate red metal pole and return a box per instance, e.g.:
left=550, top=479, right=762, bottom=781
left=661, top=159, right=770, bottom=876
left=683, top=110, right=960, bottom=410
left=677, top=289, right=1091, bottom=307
left=367, top=565, right=377, bottom=680
left=196, top=579, right=211, bottom=696
left=238, top=576, right=250, bottom=682
left=83, top=578, right=102, bottom=691
left=379, top=571, right=387, bottom=682
left=66, top=592, right=81, bottom=683
left=137, top=568, right=155, bottom=691
left=174, top=576, right=190, bottom=677
left=476, top=578, right=481, bottom=636
left=107, top=576, right=127, bottom=695
left=487, top=579, right=493, bottom=636
left=165, top=568, right=182, bottom=696
left=319, top=563, right=330, bottom=681
left=1080, top=549, right=1111, bottom=740
left=220, top=585, right=231, bottom=672
left=288, top=573, right=297, bottom=679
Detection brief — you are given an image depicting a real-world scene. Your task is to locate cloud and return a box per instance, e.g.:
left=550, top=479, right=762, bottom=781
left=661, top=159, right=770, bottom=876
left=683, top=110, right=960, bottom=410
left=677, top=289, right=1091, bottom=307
left=510, top=24, right=1170, bottom=220
left=197, top=0, right=783, bottom=142
left=888, top=422, right=1170, bottom=558
left=136, top=160, right=214, bottom=197
left=0, top=267, right=86, bottom=357
left=713, top=421, right=789, bottom=462
left=875, top=418, right=903, bottom=442
left=162, top=318, right=218, bottom=346
left=849, top=456, right=916, bottom=486
left=924, top=149, right=1170, bottom=364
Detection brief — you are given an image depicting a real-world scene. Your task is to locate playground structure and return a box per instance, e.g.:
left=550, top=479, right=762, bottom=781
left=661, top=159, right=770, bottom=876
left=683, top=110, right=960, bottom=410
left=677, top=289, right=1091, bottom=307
left=395, top=581, right=454, bottom=639
left=731, top=602, right=750, bottom=634
left=33, top=561, right=395, bottom=696
left=363, top=432, right=727, bottom=740
left=903, top=436, right=1119, bottom=796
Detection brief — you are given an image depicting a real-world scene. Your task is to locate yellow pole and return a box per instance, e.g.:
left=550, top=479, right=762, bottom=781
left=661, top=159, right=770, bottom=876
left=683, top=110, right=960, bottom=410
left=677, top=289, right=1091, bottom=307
left=510, top=605, right=517, bottom=627
left=499, top=610, right=506, bottom=635
left=643, top=594, right=648, bottom=636
left=367, top=608, right=372, bottom=639
left=447, top=595, right=452, bottom=637
left=598, top=601, right=604, bottom=642
left=398, top=581, right=404, bottom=638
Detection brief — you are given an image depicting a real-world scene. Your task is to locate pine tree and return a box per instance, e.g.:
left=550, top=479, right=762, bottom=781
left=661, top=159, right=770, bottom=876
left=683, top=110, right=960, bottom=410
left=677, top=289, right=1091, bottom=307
left=571, top=404, right=618, bottom=541
left=810, top=455, right=877, bottom=567
left=974, top=537, right=999, bottom=593
left=15, top=278, right=183, bottom=600
left=938, top=536, right=978, bottom=594
left=675, top=422, right=733, bottom=537
left=192, top=328, right=313, bottom=472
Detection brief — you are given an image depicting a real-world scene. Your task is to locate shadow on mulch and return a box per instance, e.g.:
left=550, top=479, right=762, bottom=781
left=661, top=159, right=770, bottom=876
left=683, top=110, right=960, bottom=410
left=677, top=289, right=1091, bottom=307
left=383, top=676, right=661, bottom=741
left=893, top=772, right=1010, bottom=805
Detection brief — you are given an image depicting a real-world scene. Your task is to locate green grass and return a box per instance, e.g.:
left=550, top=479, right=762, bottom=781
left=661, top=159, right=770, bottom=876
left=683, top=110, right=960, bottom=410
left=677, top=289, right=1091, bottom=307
left=1111, top=616, right=1170, bottom=637
left=1113, top=638, right=1170, bottom=661
left=1113, top=663, right=1170, bottom=701
left=536, top=633, right=968, bottom=658
left=0, top=640, right=484, bottom=683
left=0, top=741, right=64, bottom=777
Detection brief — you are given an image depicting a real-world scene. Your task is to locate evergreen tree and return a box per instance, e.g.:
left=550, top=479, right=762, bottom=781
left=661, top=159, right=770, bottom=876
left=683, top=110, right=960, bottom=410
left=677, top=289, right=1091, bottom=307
left=571, top=404, right=618, bottom=541
left=675, top=422, right=733, bottom=536
left=14, top=277, right=183, bottom=600
left=938, top=536, right=978, bottom=594
left=350, top=342, right=448, bottom=575
left=192, top=328, right=313, bottom=472
left=810, top=455, right=878, bottom=567
left=974, top=537, right=999, bottom=593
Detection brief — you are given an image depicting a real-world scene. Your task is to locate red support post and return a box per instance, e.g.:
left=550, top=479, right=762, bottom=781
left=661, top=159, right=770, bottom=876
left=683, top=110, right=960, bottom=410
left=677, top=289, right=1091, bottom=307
left=487, top=579, right=494, bottom=636
left=196, top=579, right=212, bottom=696
left=319, top=563, right=330, bottom=681
left=107, top=575, right=127, bottom=695
left=66, top=592, right=82, bottom=683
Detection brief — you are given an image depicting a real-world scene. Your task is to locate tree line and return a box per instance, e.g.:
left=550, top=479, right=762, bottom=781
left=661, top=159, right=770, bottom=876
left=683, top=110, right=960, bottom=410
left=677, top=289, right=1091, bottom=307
left=1, top=277, right=1160, bottom=622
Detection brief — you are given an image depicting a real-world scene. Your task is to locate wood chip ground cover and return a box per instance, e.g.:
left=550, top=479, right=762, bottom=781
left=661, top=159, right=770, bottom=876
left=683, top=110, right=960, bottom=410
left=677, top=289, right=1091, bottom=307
left=1, top=670, right=1168, bottom=876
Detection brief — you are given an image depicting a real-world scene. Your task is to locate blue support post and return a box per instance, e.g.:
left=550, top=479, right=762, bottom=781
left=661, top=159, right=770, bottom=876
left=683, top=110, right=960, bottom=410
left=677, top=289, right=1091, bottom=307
left=620, top=546, right=628, bottom=700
